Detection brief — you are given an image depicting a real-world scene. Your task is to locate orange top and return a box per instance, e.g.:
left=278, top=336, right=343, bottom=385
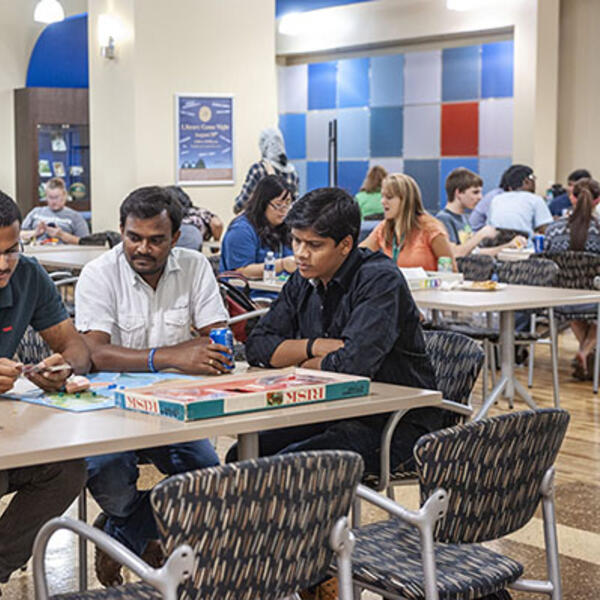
left=366, top=214, right=448, bottom=271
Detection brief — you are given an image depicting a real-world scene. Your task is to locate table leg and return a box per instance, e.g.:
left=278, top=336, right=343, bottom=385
left=500, top=311, right=515, bottom=405
left=78, top=489, right=88, bottom=592
left=238, top=432, right=260, bottom=460
left=548, top=307, right=560, bottom=408
left=474, top=376, right=508, bottom=420
left=595, top=303, right=600, bottom=394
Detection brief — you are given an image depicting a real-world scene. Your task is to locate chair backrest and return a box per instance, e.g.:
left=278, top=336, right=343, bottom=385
left=536, top=250, right=600, bottom=289
left=424, top=330, right=484, bottom=426
left=207, top=253, right=220, bottom=277
left=497, top=257, right=558, bottom=286
left=150, top=451, right=363, bottom=600
left=456, top=254, right=495, bottom=281
left=15, top=326, right=52, bottom=364
left=414, top=409, right=569, bottom=544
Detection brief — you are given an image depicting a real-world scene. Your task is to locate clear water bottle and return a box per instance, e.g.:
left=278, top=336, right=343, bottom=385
left=263, top=251, right=276, bottom=283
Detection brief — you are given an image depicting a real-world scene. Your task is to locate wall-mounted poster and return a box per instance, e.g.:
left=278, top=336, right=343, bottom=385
left=175, top=94, right=234, bottom=185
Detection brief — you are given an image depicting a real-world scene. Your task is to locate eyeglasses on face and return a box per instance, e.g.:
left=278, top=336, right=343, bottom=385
left=269, top=200, right=292, bottom=212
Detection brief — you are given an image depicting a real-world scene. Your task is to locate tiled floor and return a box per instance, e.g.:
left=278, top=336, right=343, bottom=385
left=2, top=331, right=599, bottom=598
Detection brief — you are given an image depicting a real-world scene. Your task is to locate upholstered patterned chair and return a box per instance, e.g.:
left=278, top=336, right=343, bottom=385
left=456, top=254, right=496, bottom=281
left=361, top=331, right=483, bottom=495
left=534, top=251, right=600, bottom=390
left=347, top=409, right=570, bottom=600
left=34, top=451, right=363, bottom=600
left=497, top=257, right=560, bottom=393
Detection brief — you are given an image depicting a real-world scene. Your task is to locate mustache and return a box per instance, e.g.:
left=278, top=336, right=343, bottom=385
left=132, top=254, right=155, bottom=262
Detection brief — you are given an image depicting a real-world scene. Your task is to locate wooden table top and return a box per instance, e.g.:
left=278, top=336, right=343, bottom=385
left=412, top=283, right=600, bottom=312
left=0, top=381, right=441, bottom=470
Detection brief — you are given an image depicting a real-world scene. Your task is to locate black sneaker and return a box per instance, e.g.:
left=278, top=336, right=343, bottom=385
left=93, top=512, right=123, bottom=587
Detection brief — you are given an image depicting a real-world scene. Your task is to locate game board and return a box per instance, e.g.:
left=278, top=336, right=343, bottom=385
left=114, top=368, right=371, bottom=421
left=2, top=372, right=200, bottom=413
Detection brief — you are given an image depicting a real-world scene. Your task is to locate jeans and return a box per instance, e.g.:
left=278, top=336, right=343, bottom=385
left=86, top=440, right=219, bottom=555
left=225, top=417, right=428, bottom=475
left=0, top=459, right=86, bottom=582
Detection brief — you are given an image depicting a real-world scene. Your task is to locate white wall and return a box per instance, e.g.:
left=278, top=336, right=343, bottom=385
left=0, top=0, right=86, bottom=199
left=88, top=0, right=277, bottom=232
left=276, top=0, right=560, bottom=190
left=556, top=0, right=600, bottom=182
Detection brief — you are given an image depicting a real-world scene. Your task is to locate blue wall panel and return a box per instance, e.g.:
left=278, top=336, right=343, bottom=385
left=338, top=161, right=369, bottom=195
left=370, top=106, right=403, bottom=157
left=404, top=159, right=440, bottom=213
left=279, top=113, right=307, bottom=160
left=337, top=57, right=370, bottom=108
left=370, top=54, right=404, bottom=107
left=442, top=46, right=480, bottom=102
left=308, top=62, right=337, bottom=110
left=481, top=41, right=514, bottom=98
left=276, top=0, right=373, bottom=17
left=307, top=161, right=329, bottom=191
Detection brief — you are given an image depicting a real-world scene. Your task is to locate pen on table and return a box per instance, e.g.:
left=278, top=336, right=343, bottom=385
left=21, top=364, right=72, bottom=375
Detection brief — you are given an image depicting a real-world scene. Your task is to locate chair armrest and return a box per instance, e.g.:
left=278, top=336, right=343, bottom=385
left=440, top=399, right=473, bottom=418
left=33, top=516, right=193, bottom=600
left=355, top=485, right=447, bottom=600
left=228, top=308, right=269, bottom=325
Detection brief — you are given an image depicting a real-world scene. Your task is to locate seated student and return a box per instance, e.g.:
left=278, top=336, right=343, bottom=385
left=20, top=177, right=89, bottom=244
left=0, top=191, right=90, bottom=589
left=220, top=175, right=296, bottom=289
left=437, top=168, right=526, bottom=257
left=548, top=169, right=591, bottom=218
left=360, top=173, right=454, bottom=271
left=488, top=165, right=553, bottom=240
left=75, top=186, right=231, bottom=586
left=469, top=164, right=517, bottom=232
left=227, top=187, right=442, bottom=476
left=355, top=165, right=387, bottom=220
left=166, top=186, right=224, bottom=251
left=546, top=178, right=600, bottom=379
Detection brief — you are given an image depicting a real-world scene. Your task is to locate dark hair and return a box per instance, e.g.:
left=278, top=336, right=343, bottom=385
left=568, top=169, right=592, bottom=184
left=119, top=186, right=183, bottom=234
left=286, top=187, right=361, bottom=247
left=242, top=175, right=292, bottom=250
left=445, top=168, right=483, bottom=202
left=0, top=191, right=22, bottom=226
left=569, top=178, right=600, bottom=251
left=501, top=164, right=534, bottom=191
left=165, top=185, right=193, bottom=212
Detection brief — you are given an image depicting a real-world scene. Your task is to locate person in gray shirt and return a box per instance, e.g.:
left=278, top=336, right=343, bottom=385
left=21, top=177, right=89, bottom=244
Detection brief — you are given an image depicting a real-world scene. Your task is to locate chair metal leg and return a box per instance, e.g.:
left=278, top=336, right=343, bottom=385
left=386, top=486, right=394, bottom=500
left=78, top=489, right=88, bottom=592
left=594, top=303, right=600, bottom=394
left=482, top=341, right=489, bottom=403
left=541, top=469, right=562, bottom=600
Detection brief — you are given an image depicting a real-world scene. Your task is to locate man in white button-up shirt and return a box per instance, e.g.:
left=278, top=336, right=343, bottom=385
left=75, top=186, right=231, bottom=586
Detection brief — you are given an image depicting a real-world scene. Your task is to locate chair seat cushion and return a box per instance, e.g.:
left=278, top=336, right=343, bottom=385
left=351, top=518, right=523, bottom=600
left=52, top=582, right=160, bottom=599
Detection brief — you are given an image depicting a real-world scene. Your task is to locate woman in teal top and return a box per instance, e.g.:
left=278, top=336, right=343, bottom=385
left=355, top=165, right=388, bottom=219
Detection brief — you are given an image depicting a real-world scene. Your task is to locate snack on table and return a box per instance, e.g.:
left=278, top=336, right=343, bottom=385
left=470, top=280, right=498, bottom=290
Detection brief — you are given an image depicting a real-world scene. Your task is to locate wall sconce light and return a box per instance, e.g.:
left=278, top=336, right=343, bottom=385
left=98, top=14, right=122, bottom=59
left=34, top=0, right=65, bottom=24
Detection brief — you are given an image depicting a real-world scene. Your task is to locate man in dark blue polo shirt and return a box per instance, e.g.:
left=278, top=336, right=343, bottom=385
left=0, top=191, right=90, bottom=588
left=227, top=187, right=441, bottom=473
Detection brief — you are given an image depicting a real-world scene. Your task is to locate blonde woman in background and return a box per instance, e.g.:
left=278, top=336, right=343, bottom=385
left=360, top=173, right=455, bottom=271
left=355, top=165, right=388, bottom=219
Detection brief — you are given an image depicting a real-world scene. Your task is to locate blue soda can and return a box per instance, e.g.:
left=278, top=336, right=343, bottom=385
left=209, top=327, right=234, bottom=370
left=533, top=234, right=545, bottom=253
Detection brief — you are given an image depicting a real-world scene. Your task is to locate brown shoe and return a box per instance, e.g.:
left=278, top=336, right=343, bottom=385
left=93, top=513, right=123, bottom=587
left=299, top=577, right=338, bottom=600
left=142, top=540, right=165, bottom=568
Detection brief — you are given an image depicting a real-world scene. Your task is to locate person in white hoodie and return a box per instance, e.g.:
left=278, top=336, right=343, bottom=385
left=233, top=127, right=299, bottom=214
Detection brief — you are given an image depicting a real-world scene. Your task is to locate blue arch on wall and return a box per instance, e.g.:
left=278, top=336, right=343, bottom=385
left=26, top=13, right=88, bottom=88
left=276, top=0, right=373, bottom=17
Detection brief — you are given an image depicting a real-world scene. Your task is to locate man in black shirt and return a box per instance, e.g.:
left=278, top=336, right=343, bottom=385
left=227, top=187, right=441, bottom=473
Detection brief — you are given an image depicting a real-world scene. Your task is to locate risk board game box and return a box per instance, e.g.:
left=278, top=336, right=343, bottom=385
left=114, top=368, right=371, bottom=421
